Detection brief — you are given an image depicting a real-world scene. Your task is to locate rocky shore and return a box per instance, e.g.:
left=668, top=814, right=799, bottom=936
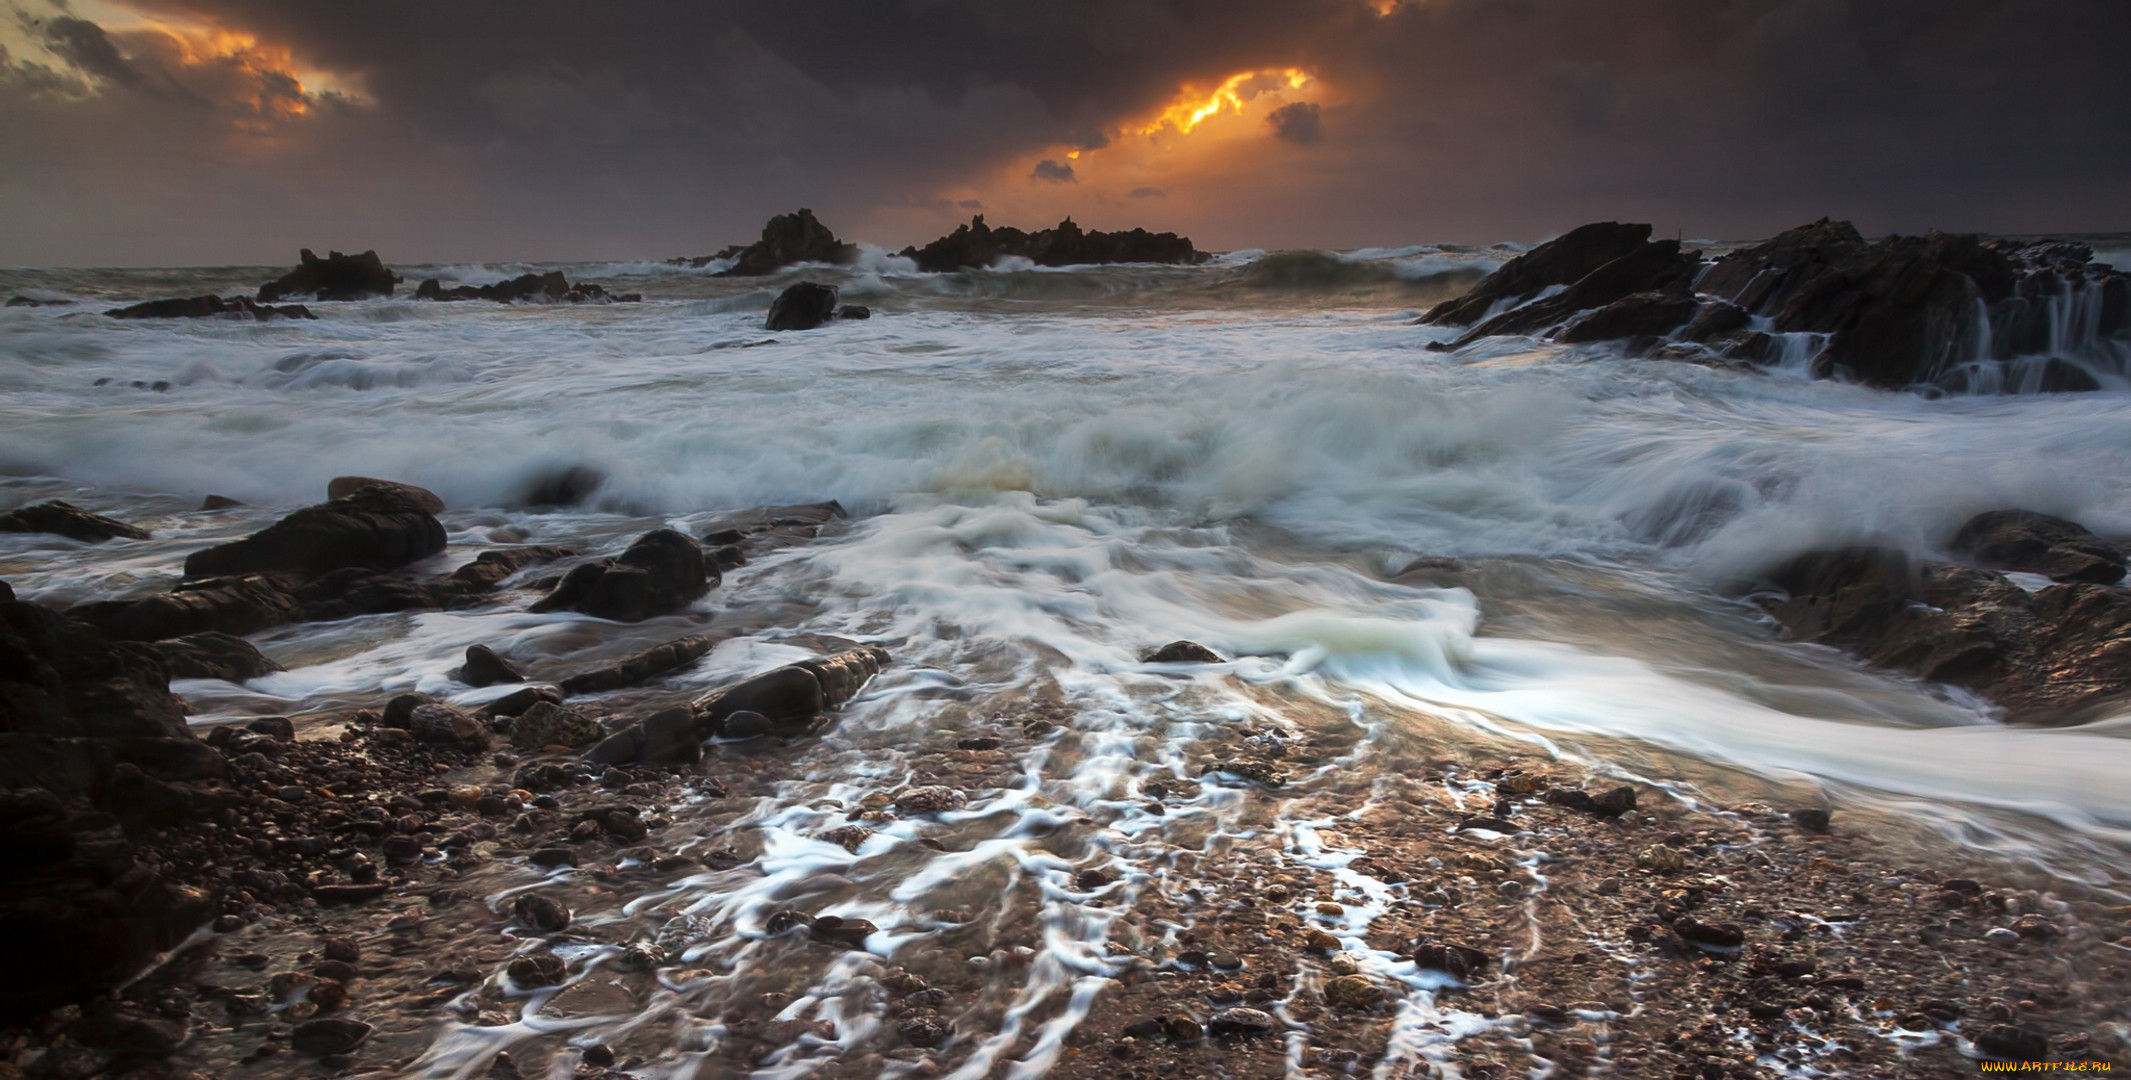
left=4, top=482, right=2128, bottom=1079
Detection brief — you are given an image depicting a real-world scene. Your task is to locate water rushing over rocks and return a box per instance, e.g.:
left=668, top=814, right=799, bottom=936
left=4, top=237, right=2131, bottom=1076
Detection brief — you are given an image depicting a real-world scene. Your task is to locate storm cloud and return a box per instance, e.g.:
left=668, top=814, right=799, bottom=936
left=2, top=0, right=2127, bottom=265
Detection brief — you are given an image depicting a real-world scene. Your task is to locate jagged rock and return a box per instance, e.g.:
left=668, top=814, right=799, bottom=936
left=481, top=685, right=564, bottom=720
left=1554, top=291, right=1700, bottom=344
left=457, top=644, right=523, bottom=687
left=415, top=272, right=635, bottom=304
left=408, top=703, right=488, bottom=750
left=0, top=500, right=148, bottom=543
left=151, top=632, right=281, bottom=682
left=1949, top=509, right=2126, bottom=584
left=1446, top=239, right=1699, bottom=346
left=1679, top=300, right=1752, bottom=342
left=447, top=545, right=577, bottom=592
left=1697, top=218, right=1868, bottom=309
left=766, top=281, right=841, bottom=331
left=902, top=215, right=1205, bottom=272
left=183, top=485, right=446, bottom=580
left=107, top=295, right=315, bottom=320
left=1762, top=544, right=2131, bottom=724
left=557, top=634, right=716, bottom=695
left=702, top=209, right=858, bottom=276
left=1420, top=223, right=1655, bottom=326
left=258, top=249, right=398, bottom=302
left=509, top=701, right=603, bottom=750
left=326, top=477, right=444, bottom=514
left=1773, top=232, right=2016, bottom=388
left=529, top=529, right=713, bottom=622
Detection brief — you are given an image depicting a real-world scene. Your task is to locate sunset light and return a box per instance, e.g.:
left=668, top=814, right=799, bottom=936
left=1132, top=67, right=1313, bottom=136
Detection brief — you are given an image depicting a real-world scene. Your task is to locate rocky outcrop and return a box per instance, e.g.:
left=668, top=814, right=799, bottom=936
left=1419, top=222, right=1655, bottom=327
left=766, top=281, right=843, bottom=331
left=257, top=249, right=399, bottom=302
left=106, top=295, right=315, bottom=320
left=151, top=631, right=282, bottom=682
left=530, top=529, right=714, bottom=622
left=0, top=500, right=149, bottom=543
left=182, top=485, right=446, bottom=580
left=902, top=215, right=1206, bottom=272
left=1, top=580, right=226, bottom=1018
left=585, top=646, right=888, bottom=764
left=1759, top=526, right=2131, bottom=725
left=683, top=209, right=859, bottom=276
left=415, top=272, right=638, bottom=304
left=1949, top=510, right=2125, bottom=584
left=1430, top=217, right=2130, bottom=391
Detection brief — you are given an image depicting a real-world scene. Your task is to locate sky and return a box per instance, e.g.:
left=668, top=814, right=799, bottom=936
left=2, top=0, right=2127, bottom=266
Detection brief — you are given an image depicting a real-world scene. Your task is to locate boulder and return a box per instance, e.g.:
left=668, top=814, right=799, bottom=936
left=71, top=574, right=304, bottom=642
left=1761, top=542, right=2131, bottom=724
left=1420, top=223, right=1654, bottom=326
left=766, top=281, right=842, bottom=331
left=107, top=295, right=315, bottom=320
left=901, top=215, right=1206, bottom=272
left=1553, top=291, right=1700, bottom=344
left=151, top=632, right=282, bottom=682
left=1143, top=640, right=1224, bottom=663
left=327, top=477, right=444, bottom=514
left=509, top=701, right=603, bottom=750
left=457, top=644, right=524, bottom=687
left=257, top=249, right=398, bottom=302
left=837, top=305, right=871, bottom=320
left=182, top=485, right=446, bottom=580
left=529, top=529, right=713, bottom=622
left=1948, top=509, right=2125, bottom=584
left=408, top=703, right=488, bottom=750
left=709, top=209, right=859, bottom=277
left=0, top=500, right=149, bottom=543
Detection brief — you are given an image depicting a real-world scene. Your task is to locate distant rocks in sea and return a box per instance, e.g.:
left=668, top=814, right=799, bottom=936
left=900, top=214, right=1207, bottom=272
left=415, top=271, right=639, bottom=304
left=676, top=208, right=859, bottom=276
left=258, top=248, right=399, bottom=302
left=0, top=500, right=150, bottom=543
left=1424, top=218, right=2129, bottom=393
left=1756, top=508, right=2131, bottom=725
left=106, top=295, right=315, bottom=321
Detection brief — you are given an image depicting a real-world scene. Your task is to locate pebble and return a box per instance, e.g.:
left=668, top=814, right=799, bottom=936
left=1984, top=927, right=2022, bottom=947
left=512, top=893, right=572, bottom=933
left=1206, top=1007, right=1276, bottom=1037
left=1324, top=974, right=1387, bottom=1009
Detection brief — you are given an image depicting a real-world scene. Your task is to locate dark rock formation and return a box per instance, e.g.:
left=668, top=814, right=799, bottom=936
left=257, top=249, right=398, bottom=302
left=688, top=209, right=858, bottom=276
left=151, top=631, right=282, bottom=682
left=457, top=644, right=523, bottom=687
left=557, top=634, right=717, bottom=696
left=766, top=281, right=842, bottom=331
left=1696, top=218, right=1868, bottom=309
left=901, top=215, right=1206, bottom=272
left=1760, top=541, right=2131, bottom=724
left=1420, top=222, right=1655, bottom=327
left=7, top=295, right=71, bottom=307
left=0, top=500, right=149, bottom=543
left=1554, top=291, right=1702, bottom=345
left=697, top=500, right=847, bottom=556
left=530, top=529, right=713, bottom=622
left=519, top=465, right=606, bottom=508
left=107, top=295, right=315, bottom=320
left=1764, top=232, right=2015, bottom=388
left=1949, top=510, right=2126, bottom=584
left=182, top=485, right=446, bottom=580
left=586, top=646, right=888, bottom=764
left=1144, top=640, right=1225, bottom=663
left=326, top=476, right=444, bottom=514
left=837, top=305, right=871, bottom=320
left=1, top=581, right=226, bottom=1018
left=415, top=272, right=638, bottom=304
left=1442, top=239, right=1699, bottom=348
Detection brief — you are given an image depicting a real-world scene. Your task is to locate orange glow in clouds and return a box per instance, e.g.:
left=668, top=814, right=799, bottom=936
left=1132, top=68, right=1313, bottom=136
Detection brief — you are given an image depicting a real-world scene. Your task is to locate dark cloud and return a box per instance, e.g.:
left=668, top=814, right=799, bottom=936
left=1029, top=158, right=1076, bottom=184
left=2, top=0, right=2127, bottom=264
left=1266, top=101, right=1320, bottom=144
left=42, top=15, right=137, bottom=88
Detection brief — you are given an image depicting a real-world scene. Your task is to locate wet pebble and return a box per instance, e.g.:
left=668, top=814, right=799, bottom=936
left=1324, top=974, right=1387, bottom=1009
left=512, top=892, right=572, bottom=933
left=289, top=1018, right=372, bottom=1056
left=1984, top=927, right=2023, bottom=947
left=897, top=1015, right=950, bottom=1048
left=894, top=785, right=967, bottom=815
left=1206, top=1007, right=1276, bottom=1038
left=506, top=953, right=566, bottom=988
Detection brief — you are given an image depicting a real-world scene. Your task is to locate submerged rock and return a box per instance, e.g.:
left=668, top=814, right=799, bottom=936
left=0, top=500, right=149, bottom=543
left=107, top=295, right=315, bottom=320
left=585, top=646, right=889, bottom=765
left=258, top=249, right=398, bottom=302
left=152, top=631, right=282, bottom=682
left=557, top=634, right=716, bottom=695
left=1950, top=509, right=2126, bottom=584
